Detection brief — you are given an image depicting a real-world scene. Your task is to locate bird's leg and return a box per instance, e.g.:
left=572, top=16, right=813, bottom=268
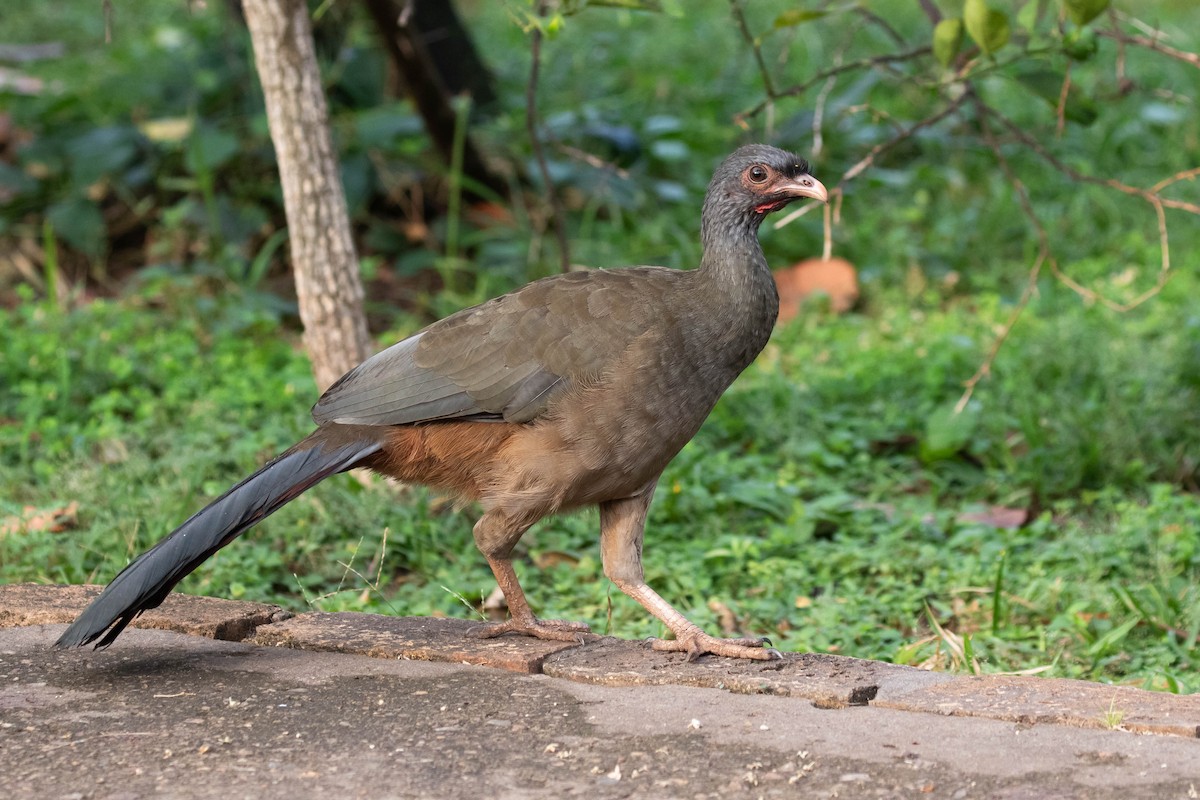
left=472, top=509, right=591, bottom=643
left=601, top=481, right=779, bottom=661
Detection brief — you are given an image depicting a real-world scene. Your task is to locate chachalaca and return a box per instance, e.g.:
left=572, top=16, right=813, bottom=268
left=55, top=144, right=827, bottom=660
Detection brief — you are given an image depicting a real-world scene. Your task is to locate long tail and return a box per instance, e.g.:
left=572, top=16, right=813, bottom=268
left=55, top=424, right=385, bottom=650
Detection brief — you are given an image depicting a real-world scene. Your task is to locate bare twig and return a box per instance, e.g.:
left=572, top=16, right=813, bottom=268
left=1150, top=166, right=1200, bottom=195
left=1054, top=62, right=1071, bottom=138
left=989, top=105, right=1200, bottom=214
left=956, top=103, right=1049, bottom=413
left=526, top=7, right=571, bottom=273
left=821, top=198, right=833, bottom=261
left=811, top=71, right=837, bottom=158
left=730, top=0, right=776, bottom=97
left=102, top=0, right=114, bottom=43
left=553, top=143, right=631, bottom=180
left=840, top=94, right=966, bottom=184
left=981, top=103, right=1198, bottom=314
left=736, top=45, right=932, bottom=124
left=1108, top=5, right=1128, bottom=89
left=775, top=185, right=842, bottom=233
left=985, top=108, right=1198, bottom=311
left=1096, top=29, right=1200, bottom=70
left=916, top=0, right=942, bottom=26
left=810, top=33, right=859, bottom=159
left=854, top=5, right=907, bottom=48
left=772, top=195, right=822, bottom=228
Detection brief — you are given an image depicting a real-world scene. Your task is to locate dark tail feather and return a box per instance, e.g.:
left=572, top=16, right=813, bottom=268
left=55, top=425, right=384, bottom=650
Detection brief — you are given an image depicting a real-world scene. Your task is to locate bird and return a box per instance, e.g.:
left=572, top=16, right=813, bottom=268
left=55, top=144, right=827, bottom=660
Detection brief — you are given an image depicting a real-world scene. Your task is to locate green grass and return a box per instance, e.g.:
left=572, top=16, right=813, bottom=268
left=2, top=0, right=1199, bottom=692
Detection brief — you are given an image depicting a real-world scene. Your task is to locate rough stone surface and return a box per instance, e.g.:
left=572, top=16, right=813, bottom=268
left=4, top=624, right=1200, bottom=800
left=874, top=674, right=1200, bottom=739
left=0, top=583, right=289, bottom=642
left=542, top=636, right=953, bottom=708
left=8, top=586, right=1200, bottom=745
left=249, top=611, right=581, bottom=673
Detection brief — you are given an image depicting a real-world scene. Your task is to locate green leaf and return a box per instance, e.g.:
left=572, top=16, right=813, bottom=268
left=1062, top=27, right=1099, bottom=61
left=933, top=18, right=964, bottom=67
left=0, top=162, right=38, bottom=196
left=184, top=125, right=239, bottom=176
left=773, top=9, right=827, bottom=29
left=46, top=197, right=107, bottom=257
left=1086, top=616, right=1139, bottom=657
left=920, top=403, right=978, bottom=463
left=964, top=0, right=1010, bottom=56
left=67, top=126, right=140, bottom=189
left=1062, top=0, right=1109, bottom=26
left=1017, top=0, right=1050, bottom=31
left=1015, top=69, right=1099, bottom=125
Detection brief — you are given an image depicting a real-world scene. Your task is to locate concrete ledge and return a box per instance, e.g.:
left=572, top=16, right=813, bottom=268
left=874, top=673, right=1200, bottom=739
left=0, top=583, right=289, bottom=643
left=6, top=585, right=1199, bottom=740
left=249, top=611, right=578, bottom=673
left=541, top=635, right=953, bottom=708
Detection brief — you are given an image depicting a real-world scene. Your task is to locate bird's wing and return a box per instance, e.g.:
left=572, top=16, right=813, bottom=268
left=311, top=268, right=677, bottom=427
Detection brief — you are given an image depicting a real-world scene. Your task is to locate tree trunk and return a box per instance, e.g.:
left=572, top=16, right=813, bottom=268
left=362, top=0, right=509, bottom=199
left=243, top=0, right=371, bottom=392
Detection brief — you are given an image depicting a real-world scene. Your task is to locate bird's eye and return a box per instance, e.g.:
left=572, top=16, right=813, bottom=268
left=748, top=165, right=769, bottom=183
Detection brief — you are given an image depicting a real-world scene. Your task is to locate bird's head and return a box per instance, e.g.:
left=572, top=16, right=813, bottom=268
left=703, top=145, right=827, bottom=236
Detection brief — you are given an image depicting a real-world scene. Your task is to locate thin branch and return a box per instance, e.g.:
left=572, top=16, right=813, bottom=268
left=810, top=70, right=836, bottom=158
left=983, top=104, right=1191, bottom=312
left=1095, top=29, right=1200, bottom=71
left=1054, top=62, right=1071, bottom=138
left=102, top=0, right=114, bottom=44
left=821, top=198, right=833, bottom=261
left=956, top=103, right=1049, bottom=413
left=810, top=31, right=859, bottom=159
left=729, top=0, right=777, bottom=127
left=988, top=107, right=1200, bottom=217
left=775, top=182, right=842, bottom=231
left=526, top=8, right=571, bottom=273
left=916, top=0, right=942, bottom=26
left=839, top=94, right=966, bottom=184
left=1108, top=5, right=1129, bottom=91
left=553, top=142, right=631, bottom=180
left=1150, top=166, right=1200, bottom=194
left=854, top=5, right=908, bottom=48
left=772, top=195, right=822, bottom=228
left=730, top=0, right=776, bottom=97
left=736, top=45, right=932, bottom=124
left=775, top=93, right=949, bottom=233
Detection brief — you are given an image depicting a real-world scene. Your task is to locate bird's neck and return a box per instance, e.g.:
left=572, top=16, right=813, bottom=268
left=698, top=188, right=772, bottom=283
left=693, top=203, right=779, bottom=365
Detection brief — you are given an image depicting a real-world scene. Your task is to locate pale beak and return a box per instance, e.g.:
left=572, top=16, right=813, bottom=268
left=779, top=174, right=828, bottom=204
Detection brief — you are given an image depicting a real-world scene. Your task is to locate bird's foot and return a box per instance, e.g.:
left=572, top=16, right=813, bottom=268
left=650, top=632, right=781, bottom=661
left=476, top=616, right=593, bottom=644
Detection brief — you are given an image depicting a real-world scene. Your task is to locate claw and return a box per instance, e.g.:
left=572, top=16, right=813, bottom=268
left=474, top=616, right=592, bottom=644
left=650, top=631, right=781, bottom=661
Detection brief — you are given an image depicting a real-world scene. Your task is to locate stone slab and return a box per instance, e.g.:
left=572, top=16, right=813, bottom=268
left=542, top=636, right=954, bottom=708
left=7, top=585, right=1200, bottom=740
left=874, top=673, right=1200, bottom=738
left=9, top=624, right=1200, bottom=800
left=0, top=582, right=289, bottom=642
left=249, top=611, right=581, bottom=673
